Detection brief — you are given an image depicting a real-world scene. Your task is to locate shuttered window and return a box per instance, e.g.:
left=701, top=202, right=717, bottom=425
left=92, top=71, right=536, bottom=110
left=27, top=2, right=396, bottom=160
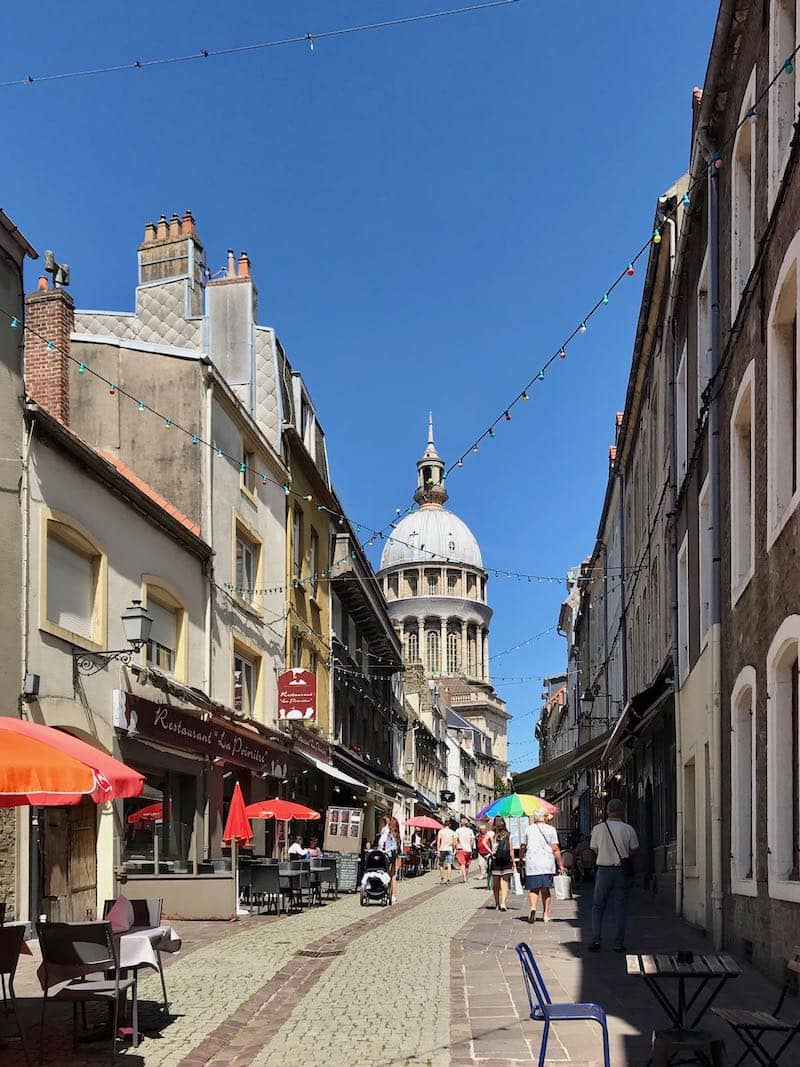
left=47, top=536, right=94, bottom=638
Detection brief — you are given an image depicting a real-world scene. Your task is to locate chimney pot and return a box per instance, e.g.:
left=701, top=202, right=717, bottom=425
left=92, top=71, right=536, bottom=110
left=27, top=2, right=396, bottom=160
left=143, top=221, right=157, bottom=244
left=238, top=251, right=251, bottom=279
left=37, top=276, right=48, bottom=291
left=156, top=214, right=168, bottom=240
left=227, top=249, right=236, bottom=278
left=168, top=213, right=181, bottom=238
left=182, top=210, right=195, bottom=235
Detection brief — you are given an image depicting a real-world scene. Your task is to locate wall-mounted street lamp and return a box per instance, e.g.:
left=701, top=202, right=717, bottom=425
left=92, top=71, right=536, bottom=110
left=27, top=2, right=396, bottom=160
left=73, top=599, right=153, bottom=677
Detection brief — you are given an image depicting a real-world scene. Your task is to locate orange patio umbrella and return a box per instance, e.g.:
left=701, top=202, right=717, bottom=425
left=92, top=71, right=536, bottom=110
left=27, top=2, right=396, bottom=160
left=245, top=799, right=320, bottom=821
left=0, top=717, right=144, bottom=807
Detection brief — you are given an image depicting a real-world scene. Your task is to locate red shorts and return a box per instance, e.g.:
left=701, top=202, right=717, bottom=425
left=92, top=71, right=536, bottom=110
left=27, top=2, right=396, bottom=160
left=456, top=849, right=472, bottom=868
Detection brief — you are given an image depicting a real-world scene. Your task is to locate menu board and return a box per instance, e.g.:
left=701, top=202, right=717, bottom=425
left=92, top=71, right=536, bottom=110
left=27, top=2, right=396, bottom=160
left=335, top=853, right=361, bottom=893
left=324, top=806, right=363, bottom=854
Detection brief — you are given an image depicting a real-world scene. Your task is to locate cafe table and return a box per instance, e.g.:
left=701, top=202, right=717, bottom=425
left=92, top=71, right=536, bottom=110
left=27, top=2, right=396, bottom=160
left=626, top=952, right=742, bottom=1030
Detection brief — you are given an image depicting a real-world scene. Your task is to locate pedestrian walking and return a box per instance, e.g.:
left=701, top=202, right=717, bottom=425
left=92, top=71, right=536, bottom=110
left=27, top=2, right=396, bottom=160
left=489, top=815, right=514, bottom=911
left=436, top=820, right=457, bottom=884
left=454, top=816, right=476, bottom=883
left=588, top=798, right=639, bottom=952
left=520, top=810, right=565, bottom=924
left=377, top=815, right=401, bottom=903
left=476, top=818, right=493, bottom=886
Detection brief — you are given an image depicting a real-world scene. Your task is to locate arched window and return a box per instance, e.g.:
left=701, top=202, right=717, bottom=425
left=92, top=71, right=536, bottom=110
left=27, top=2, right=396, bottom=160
left=731, top=666, right=756, bottom=895
left=446, top=630, right=459, bottom=674
left=769, top=1, right=799, bottom=208
left=767, top=615, right=800, bottom=901
left=732, top=68, right=756, bottom=311
left=730, top=361, right=755, bottom=600
left=406, top=627, right=419, bottom=663
left=426, top=629, right=440, bottom=673
left=767, top=232, right=800, bottom=545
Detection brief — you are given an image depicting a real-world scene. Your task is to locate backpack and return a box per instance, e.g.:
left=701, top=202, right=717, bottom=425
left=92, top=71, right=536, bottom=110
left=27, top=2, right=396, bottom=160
left=494, top=834, right=511, bottom=865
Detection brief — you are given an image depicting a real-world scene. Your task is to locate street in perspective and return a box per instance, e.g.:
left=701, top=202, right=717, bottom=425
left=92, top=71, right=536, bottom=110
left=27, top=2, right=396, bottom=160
left=2, top=2, right=800, bottom=1064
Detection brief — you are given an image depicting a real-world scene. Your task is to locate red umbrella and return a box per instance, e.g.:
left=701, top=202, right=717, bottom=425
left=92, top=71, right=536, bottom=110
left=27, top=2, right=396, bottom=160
left=245, top=798, right=320, bottom=821
left=223, top=783, right=253, bottom=844
left=0, top=717, right=143, bottom=807
left=127, top=802, right=163, bottom=825
left=406, top=815, right=443, bottom=830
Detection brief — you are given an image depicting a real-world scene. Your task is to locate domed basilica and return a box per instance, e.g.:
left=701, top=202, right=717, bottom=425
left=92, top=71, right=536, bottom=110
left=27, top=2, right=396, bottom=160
left=378, top=417, right=510, bottom=783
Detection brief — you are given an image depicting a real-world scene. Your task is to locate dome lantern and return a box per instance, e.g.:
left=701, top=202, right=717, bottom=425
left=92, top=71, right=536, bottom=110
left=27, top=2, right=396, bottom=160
left=414, top=412, right=448, bottom=508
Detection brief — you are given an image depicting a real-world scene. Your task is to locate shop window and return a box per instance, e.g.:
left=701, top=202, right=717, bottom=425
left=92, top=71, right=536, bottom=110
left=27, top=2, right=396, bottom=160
left=42, top=511, right=106, bottom=649
left=766, top=615, right=800, bottom=900
left=122, top=770, right=195, bottom=868
left=769, top=0, right=799, bottom=209
left=446, top=630, right=459, bottom=673
left=233, top=645, right=259, bottom=716
left=732, top=69, right=757, bottom=312
left=310, top=527, right=319, bottom=596
left=143, top=580, right=187, bottom=680
left=730, top=361, right=755, bottom=601
left=731, top=667, right=757, bottom=895
left=767, top=235, right=800, bottom=545
left=293, top=508, right=304, bottom=581
left=699, top=476, right=712, bottom=647
left=235, top=522, right=261, bottom=604
left=426, top=629, right=440, bottom=673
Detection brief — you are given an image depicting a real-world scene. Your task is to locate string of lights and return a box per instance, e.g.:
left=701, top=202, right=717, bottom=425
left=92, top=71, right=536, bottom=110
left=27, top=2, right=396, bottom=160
left=488, top=625, right=558, bottom=661
left=0, top=1, right=521, bottom=89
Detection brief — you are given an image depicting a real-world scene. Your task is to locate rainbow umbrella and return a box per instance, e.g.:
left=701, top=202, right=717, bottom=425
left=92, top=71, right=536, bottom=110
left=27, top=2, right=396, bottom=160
left=477, top=793, right=558, bottom=821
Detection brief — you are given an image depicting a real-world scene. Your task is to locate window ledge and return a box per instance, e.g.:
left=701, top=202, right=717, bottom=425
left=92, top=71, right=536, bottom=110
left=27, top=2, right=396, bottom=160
left=684, top=865, right=699, bottom=879
left=767, top=876, right=800, bottom=903
left=240, top=486, right=258, bottom=507
left=730, top=876, right=757, bottom=898
left=39, top=619, right=104, bottom=653
left=731, top=568, right=754, bottom=608
left=230, top=593, right=264, bottom=621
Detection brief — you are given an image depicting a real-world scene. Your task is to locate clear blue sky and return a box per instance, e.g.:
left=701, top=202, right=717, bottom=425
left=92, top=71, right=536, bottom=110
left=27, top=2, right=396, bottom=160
left=3, top=1, right=717, bottom=770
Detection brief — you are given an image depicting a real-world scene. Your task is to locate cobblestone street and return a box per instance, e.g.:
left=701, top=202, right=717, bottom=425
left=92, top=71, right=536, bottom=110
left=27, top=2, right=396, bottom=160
left=5, top=874, right=797, bottom=1066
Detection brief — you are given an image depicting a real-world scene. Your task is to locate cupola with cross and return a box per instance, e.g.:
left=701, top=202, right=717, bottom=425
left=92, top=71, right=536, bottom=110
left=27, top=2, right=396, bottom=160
left=414, top=412, right=449, bottom=507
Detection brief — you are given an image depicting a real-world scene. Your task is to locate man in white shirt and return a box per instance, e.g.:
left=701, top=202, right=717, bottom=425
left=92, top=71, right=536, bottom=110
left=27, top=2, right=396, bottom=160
left=436, top=821, right=457, bottom=884
left=521, top=811, right=565, bottom=923
left=287, top=837, right=308, bottom=858
left=588, top=799, right=639, bottom=953
left=454, top=817, right=477, bottom=883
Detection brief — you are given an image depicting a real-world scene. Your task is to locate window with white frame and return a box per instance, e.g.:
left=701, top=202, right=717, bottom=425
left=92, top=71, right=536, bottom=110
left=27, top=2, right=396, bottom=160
left=731, top=667, right=757, bottom=893
left=146, top=595, right=178, bottom=674
left=235, top=527, right=259, bottom=601
left=769, top=0, right=799, bottom=209
left=676, top=344, right=688, bottom=484
left=768, top=236, right=800, bottom=544
left=241, top=444, right=256, bottom=496
left=233, top=647, right=258, bottom=715
left=699, top=476, right=712, bottom=645
left=731, top=361, right=755, bottom=599
left=43, top=517, right=106, bottom=646
left=766, top=615, right=800, bottom=898
left=426, top=629, right=440, bottom=673
left=677, top=533, right=690, bottom=682
left=406, top=626, right=419, bottom=662
left=446, top=630, right=459, bottom=673
left=697, top=253, right=712, bottom=413
left=309, top=527, right=319, bottom=596
left=732, top=69, right=757, bottom=312
left=292, top=508, right=303, bottom=581
left=300, top=395, right=315, bottom=452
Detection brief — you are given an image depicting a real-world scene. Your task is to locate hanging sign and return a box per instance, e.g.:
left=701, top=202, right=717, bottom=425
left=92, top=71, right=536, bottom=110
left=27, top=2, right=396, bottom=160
left=278, top=669, right=317, bottom=721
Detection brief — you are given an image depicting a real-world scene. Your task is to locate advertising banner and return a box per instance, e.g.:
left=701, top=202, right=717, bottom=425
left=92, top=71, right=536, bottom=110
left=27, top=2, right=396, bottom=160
left=277, top=669, right=317, bottom=721
left=323, top=806, right=363, bottom=854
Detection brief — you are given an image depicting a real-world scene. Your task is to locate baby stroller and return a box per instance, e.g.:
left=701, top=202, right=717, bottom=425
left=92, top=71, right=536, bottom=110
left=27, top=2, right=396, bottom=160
left=360, top=849, right=391, bottom=906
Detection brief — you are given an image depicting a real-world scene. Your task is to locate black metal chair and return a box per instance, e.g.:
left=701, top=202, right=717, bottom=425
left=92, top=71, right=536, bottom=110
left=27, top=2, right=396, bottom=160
left=38, top=920, right=138, bottom=1063
left=0, top=924, right=30, bottom=1064
left=712, top=946, right=800, bottom=1065
left=251, top=865, right=281, bottom=914
left=102, top=898, right=168, bottom=1011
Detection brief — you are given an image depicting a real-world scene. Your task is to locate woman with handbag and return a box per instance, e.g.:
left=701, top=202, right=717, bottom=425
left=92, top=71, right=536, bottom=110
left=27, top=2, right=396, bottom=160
left=377, top=815, right=402, bottom=904
left=521, top=809, right=566, bottom=923
left=489, top=816, right=514, bottom=911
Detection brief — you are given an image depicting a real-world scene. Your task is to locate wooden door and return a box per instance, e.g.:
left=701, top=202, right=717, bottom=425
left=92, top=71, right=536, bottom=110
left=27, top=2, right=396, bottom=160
left=40, top=800, right=97, bottom=921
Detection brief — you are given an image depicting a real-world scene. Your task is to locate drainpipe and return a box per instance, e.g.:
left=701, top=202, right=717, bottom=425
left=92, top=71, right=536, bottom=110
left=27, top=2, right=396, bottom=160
left=615, top=468, right=629, bottom=707
left=707, top=152, right=724, bottom=951
left=601, top=541, right=610, bottom=730
left=664, top=214, right=685, bottom=918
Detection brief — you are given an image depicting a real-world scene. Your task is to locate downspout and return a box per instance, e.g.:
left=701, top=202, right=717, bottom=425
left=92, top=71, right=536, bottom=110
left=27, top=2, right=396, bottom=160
left=707, top=153, right=724, bottom=951
left=202, top=370, right=214, bottom=865
left=601, top=541, right=610, bottom=730
left=664, top=214, right=685, bottom=918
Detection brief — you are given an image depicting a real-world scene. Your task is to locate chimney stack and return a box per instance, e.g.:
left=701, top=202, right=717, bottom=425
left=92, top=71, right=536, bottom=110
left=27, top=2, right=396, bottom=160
left=227, top=249, right=236, bottom=278
left=25, top=278, right=75, bottom=425
left=238, top=251, right=251, bottom=279
left=138, top=210, right=206, bottom=317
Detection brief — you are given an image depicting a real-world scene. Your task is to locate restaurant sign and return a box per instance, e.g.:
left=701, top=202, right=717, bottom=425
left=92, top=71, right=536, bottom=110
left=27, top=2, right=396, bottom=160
left=277, top=669, right=316, bottom=721
left=115, top=693, right=288, bottom=776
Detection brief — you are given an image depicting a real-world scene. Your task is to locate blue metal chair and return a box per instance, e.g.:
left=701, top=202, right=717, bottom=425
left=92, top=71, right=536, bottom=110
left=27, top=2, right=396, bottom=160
left=515, top=942, right=611, bottom=1067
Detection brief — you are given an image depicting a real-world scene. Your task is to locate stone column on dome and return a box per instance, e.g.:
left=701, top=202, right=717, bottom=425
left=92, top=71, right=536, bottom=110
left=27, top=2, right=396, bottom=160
left=460, top=623, right=468, bottom=676
left=480, top=628, right=488, bottom=680
left=417, top=616, right=425, bottom=667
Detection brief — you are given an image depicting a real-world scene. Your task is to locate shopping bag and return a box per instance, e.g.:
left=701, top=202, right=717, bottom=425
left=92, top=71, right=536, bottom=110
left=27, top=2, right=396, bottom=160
left=553, top=873, right=572, bottom=900
left=512, top=869, right=524, bottom=895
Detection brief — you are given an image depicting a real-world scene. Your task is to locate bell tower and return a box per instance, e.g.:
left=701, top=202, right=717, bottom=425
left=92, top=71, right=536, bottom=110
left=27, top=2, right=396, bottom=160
left=414, top=412, right=449, bottom=508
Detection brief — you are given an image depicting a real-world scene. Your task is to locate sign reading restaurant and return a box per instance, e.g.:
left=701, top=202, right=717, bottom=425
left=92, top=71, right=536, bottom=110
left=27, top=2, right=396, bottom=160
left=277, top=668, right=316, bottom=721
left=115, top=692, right=288, bottom=776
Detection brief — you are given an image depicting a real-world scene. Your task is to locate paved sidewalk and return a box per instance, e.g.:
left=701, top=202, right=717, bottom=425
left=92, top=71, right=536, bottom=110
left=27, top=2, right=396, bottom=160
left=451, top=880, right=797, bottom=1065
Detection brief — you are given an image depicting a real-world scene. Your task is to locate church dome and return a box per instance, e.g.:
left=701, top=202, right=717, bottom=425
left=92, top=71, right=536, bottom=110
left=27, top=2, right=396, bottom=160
left=380, top=508, right=483, bottom=569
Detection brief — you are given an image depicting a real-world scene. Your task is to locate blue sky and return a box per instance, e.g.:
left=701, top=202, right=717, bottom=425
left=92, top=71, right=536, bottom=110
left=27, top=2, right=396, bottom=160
left=3, top=1, right=717, bottom=770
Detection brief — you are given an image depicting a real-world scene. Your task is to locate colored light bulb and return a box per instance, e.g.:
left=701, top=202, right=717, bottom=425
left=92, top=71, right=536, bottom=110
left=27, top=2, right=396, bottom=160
left=138, top=401, right=145, bottom=411
left=538, top=370, right=545, bottom=381
left=785, top=57, right=794, bottom=74
left=653, top=229, right=661, bottom=244
left=488, top=428, right=495, bottom=438
left=165, top=419, right=172, bottom=428
left=521, top=391, right=529, bottom=401
left=46, top=340, right=54, bottom=351
left=472, top=445, right=478, bottom=453
left=109, top=384, right=116, bottom=395
left=559, top=348, right=566, bottom=359
left=305, top=494, right=313, bottom=502
left=580, top=322, right=588, bottom=333
left=10, top=317, right=18, bottom=329
left=77, top=362, right=85, bottom=375
left=239, top=463, right=246, bottom=474
left=216, top=448, right=223, bottom=458
left=626, top=263, right=635, bottom=276
left=283, top=484, right=290, bottom=495
left=504, top=410, right=511, bottom=421
left=682, top=192, right=691, bottom=207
